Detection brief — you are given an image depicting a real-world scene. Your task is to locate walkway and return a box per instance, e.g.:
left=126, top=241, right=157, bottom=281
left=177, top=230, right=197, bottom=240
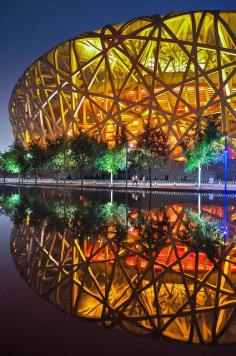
left=0, top=178, right=236, bottom=193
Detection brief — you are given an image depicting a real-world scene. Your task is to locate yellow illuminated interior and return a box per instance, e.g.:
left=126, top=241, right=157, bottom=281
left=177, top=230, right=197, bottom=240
left=9, top=11, right=236, bottom=159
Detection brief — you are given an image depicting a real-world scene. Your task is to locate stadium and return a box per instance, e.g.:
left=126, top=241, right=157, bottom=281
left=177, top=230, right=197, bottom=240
left=9, top=11, right=236, bottom=160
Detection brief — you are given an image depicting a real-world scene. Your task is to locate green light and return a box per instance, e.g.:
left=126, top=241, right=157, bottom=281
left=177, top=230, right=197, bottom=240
left=6, top=194, right=20, bottom=208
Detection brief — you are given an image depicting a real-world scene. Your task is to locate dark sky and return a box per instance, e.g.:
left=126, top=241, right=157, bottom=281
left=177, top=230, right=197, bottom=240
left=0, top=0, right=235, bottom=151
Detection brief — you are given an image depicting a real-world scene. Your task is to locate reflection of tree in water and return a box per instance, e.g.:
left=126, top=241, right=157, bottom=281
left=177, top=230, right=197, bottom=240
left=0, top=192, right=20, bottom=220
left=178, top=209, right=225, bottom=261
left=3, top=190, right=236, bottom=344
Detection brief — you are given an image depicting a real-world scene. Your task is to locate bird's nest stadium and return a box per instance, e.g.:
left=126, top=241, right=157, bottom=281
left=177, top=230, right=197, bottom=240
left=9, top=11, right=236, bottom=159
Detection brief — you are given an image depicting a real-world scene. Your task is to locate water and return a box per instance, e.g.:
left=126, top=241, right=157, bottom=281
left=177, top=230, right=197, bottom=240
left=1, top=186, right=236, bottom=351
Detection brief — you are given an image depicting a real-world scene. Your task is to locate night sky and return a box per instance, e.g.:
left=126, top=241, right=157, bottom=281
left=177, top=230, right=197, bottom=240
left=0, top=0, right=235, bottom=152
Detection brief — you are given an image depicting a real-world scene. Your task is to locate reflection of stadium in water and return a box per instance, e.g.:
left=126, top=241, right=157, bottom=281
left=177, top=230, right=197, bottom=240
left=7, top=189, right=236, bottom=344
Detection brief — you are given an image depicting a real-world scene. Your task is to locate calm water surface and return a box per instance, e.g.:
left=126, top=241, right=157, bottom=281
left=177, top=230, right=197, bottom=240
left=1, top=186, right=236, bottom=354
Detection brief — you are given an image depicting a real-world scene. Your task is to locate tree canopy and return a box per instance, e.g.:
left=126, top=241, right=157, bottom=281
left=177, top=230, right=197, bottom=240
left=95, top=145, right=126, bottom=178
left=134, top=124, right=170, bottom=186
left=0, top=150, right=20, bottom=177
left=183, top=117, right=224, bottom=174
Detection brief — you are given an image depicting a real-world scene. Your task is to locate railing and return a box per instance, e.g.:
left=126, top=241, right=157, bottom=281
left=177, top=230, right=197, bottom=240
left=0, top=177, right=236, bottom=188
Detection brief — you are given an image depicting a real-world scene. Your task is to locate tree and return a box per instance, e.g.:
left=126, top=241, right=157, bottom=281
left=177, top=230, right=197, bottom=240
left=95, top=145, right=126, bottom=185
left=0, top=150, right=20, bottom=182
left=114, top=124, right=132, bottom=187
left=134, top=124, right=170, bottom=187
left=26, top=141, right=48, bottom=184
left=8, top=141, right=35, bottom=183
left=45, top=137, right=74, bottom=182
left=70, top=132, right=99, bottom=185
left=178, top=209, right=224, bottom=260
left=182, top=117, right=224, bottom=189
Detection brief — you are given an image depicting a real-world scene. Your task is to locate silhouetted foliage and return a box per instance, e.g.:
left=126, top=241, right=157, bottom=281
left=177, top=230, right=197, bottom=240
left=134, top=124, right=170, bottom=186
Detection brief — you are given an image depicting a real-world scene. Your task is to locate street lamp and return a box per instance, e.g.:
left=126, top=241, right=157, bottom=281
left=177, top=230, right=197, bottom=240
left=223, top=134, right=228, bottom=244
left=224, top=134, right=228, bottom=192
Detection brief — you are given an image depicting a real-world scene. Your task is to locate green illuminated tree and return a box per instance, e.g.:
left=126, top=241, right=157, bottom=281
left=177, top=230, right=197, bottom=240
left=96, top=145, right=126, bottom=185
left=0, top=145, right=21, bottom=182
left=134, top=124, right=170, bottom=187
left=8, top=141, right=31, bottom=182
left=182, top=117, right=224, bottom=189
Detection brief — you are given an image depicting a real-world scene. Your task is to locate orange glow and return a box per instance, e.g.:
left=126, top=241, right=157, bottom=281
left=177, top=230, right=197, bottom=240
left=9, top=11, right=236, bottom=159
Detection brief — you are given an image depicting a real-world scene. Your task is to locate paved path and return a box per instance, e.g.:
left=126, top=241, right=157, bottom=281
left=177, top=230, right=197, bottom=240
left=0, top=178, right=236, bottom=193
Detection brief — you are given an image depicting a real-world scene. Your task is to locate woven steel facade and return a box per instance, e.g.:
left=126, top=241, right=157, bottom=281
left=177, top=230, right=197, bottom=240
left=9, top=11, right=236, bottom=159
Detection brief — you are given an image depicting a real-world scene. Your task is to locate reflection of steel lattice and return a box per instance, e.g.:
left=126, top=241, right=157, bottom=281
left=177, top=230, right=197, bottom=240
left=9, top=11, right=236, bottom=158
left=11, top=205, right=236, bottom=344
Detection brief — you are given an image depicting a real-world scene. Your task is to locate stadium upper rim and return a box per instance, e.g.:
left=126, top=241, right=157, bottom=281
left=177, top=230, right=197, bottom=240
left=9, top=10, right=236, bottom=104
left=9, top=10, right=236, bottom=158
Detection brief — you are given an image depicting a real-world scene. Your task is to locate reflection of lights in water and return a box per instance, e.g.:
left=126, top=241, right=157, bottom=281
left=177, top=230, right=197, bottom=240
left=2, top=188, right=235, bottom=344
left=10, top=200, right=236, bottom=345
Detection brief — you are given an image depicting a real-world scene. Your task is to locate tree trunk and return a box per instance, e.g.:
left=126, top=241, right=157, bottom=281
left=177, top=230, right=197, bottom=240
left=35, top=167, right=37, bottom=185
left=149, top=166, right=152, bottom=187
left=110, top=171, right=113, bottom=185
left=81, top=171, right=84, bottom=186
left=198, top=165, right=201, bottom=190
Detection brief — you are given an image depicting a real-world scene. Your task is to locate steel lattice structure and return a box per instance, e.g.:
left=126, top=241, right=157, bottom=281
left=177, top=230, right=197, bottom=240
left=9, top=11, right=236, bottom=158
left=11, top=203, right=236, bottom=344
